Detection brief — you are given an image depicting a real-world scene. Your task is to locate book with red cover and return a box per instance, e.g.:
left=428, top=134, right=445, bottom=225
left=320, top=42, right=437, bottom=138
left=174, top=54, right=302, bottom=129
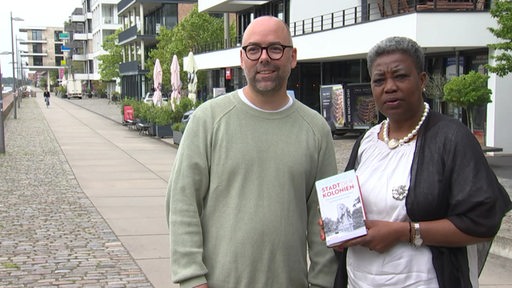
left=315, top=169, right=367, bottom=247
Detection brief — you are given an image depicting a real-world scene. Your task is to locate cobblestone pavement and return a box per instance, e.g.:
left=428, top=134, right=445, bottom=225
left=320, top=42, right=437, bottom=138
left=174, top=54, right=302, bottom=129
left=0, top=96, right=152, bottom=287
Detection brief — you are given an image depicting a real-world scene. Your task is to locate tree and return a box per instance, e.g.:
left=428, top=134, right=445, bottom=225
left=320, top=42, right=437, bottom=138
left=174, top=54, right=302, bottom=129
left=147, top=5, right=232, bottom=95
left=486, top=0, right=512, bottom=77
left=39, top=77, right=47, bottom=89
left=424, top=73, right=447, bottom=113
left=49, top=70, right=58, bottom=88
left=443, top=71, right=492, bottom=132
left=98, top=29, right=123, bottom=81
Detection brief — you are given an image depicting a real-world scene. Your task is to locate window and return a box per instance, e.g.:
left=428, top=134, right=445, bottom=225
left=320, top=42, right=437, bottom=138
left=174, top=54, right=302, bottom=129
left=237, top=0, right=289, bottom=42
left=33, top=56, right=43, bottom=66
left=55, top=56, right=64, bottom=66
left=31, top=30, right=42, bottom=41
left=55, top=44, right=63, bottom=54
left=32, top=44, right=43, bottom=53
left=54, top=31, right=63, bottom=41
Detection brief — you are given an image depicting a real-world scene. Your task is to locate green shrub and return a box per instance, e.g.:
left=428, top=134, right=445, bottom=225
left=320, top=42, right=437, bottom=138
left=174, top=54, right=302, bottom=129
left=153, top=104, right=174, bottom=126
left=172, top=122, right=186, bottom=132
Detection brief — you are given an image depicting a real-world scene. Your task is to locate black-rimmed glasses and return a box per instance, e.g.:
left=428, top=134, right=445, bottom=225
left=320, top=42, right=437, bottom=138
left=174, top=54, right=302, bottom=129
left=242, top=44, right=293, bottom=61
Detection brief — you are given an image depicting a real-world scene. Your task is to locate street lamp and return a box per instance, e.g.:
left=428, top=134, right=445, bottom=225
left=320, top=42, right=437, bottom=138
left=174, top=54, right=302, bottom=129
left=15, top=36, right=26, bottom=106
left=10, top=11, right=24, bottom=119
left=0, top=51, right=13, bottom=154
left=0, top=61, right=5, bottom=153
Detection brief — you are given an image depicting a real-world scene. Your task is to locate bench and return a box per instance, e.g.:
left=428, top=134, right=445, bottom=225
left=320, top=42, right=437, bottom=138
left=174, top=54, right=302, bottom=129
left=136, top=121, right=152, bottom=136
left=124, top=119, right=137, bottom=130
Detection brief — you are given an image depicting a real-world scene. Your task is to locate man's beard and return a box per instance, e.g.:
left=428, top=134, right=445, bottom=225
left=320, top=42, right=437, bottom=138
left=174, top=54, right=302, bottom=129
left=245, top=67, right=286, bottom=96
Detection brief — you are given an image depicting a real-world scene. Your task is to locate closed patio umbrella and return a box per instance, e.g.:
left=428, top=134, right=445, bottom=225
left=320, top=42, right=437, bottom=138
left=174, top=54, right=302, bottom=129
left=153, top=59, right=163, bottom=106
left=184, top=51, right=197, bottom=102
left=170, top=54, right=181, bottom=110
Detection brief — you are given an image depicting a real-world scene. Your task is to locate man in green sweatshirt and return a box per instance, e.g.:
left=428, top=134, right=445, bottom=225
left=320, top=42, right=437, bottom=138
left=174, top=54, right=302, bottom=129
left=166, top=16, right=338, bottom=288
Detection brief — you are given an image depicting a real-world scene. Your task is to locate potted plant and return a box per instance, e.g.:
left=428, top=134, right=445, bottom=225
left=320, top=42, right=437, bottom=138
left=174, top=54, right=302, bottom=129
left=152, top=104, right=174, bottom=138
left=169, top=97, right=198, bottom=144
left=171, top=122, right=185, bottom=145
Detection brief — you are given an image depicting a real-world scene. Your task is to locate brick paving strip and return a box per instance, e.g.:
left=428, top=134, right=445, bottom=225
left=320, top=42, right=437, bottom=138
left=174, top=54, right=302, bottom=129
left=0, top=98, right=152, bottom=287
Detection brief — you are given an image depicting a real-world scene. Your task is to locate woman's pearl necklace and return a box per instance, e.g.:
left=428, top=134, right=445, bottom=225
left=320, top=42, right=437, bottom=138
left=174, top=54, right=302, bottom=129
left=383, top=102, right=430, bottom=149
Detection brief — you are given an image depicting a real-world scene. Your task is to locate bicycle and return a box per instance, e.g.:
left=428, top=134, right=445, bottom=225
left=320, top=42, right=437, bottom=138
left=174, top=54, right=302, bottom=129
left=44, top=96, right=50, bottom=108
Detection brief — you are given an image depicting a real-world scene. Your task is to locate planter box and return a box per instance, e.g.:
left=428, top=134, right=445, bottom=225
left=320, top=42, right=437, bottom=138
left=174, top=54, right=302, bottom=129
left=173, top=131, right=183, bottom=145
left=154, top=124, right=173, bottom=138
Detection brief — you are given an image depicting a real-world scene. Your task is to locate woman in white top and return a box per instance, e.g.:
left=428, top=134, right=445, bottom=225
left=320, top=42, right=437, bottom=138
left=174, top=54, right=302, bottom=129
left=323, top=36, right=511, bottom=288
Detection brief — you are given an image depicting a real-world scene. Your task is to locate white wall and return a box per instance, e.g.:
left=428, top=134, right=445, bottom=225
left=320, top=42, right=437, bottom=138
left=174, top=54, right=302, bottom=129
left=289, top=0, right=359, bottom=23
left=487, top=61, right=512, bottom=153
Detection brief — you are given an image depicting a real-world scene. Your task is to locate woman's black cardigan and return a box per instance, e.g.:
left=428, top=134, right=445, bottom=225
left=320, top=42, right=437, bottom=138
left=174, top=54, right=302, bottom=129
left=334, top=111, right=511, bottom=288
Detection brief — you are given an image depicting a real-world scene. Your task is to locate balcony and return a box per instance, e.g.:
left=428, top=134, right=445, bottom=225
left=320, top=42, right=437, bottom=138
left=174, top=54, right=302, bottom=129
left=200, top=0, right=270, bottom=13
left=71, top=14, right=86, bottom=22
left=193, top=0, right=489, bottom=55
left=19, top=39, right=47, bottom=45
left=73, top=33, right=92, bottom=41
left=118, top=0, right=197, bottom=15
left=119, top=60, right=148, bottom=76
left=119, top=25, right=138, bottom=44
left=118, top=25, right=157, bottom=46
left=72, top=54, right=88, bottom=61
left=190, top=0, right=493, bottom=71
left=118, top=0, right=136, bottom=15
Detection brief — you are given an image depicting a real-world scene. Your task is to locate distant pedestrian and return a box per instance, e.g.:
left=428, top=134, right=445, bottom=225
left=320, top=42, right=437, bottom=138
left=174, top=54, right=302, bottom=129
left=44, top=89, right=50, bottom=108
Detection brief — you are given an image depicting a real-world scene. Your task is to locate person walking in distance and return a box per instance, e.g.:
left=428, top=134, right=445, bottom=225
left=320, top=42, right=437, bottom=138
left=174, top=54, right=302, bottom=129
left=166, top=16, right=338, bottom=288
left=43, top=89, right=50, bottom=108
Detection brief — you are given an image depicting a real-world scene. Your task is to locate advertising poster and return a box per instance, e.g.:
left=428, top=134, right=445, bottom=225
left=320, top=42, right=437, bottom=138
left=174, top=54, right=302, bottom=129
left=320, top=84, right=345, bottom=129
left=345, top=83, right=377, bottom=128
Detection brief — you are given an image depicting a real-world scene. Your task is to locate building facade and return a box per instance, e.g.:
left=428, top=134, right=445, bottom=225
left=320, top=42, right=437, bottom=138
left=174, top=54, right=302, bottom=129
left=19, top=26, right=66, bottom=87
left=65, top=0, right=123, bottom=94
left=117, top=0, right=196, bottom=101
left=191, top=0, right=512, bottom=153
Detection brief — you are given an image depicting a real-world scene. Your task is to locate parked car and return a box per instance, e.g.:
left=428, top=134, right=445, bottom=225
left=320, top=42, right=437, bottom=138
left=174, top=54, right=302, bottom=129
left=182, top=109, right=194, bottom=126
left=143, top=92, right=168, bottom=104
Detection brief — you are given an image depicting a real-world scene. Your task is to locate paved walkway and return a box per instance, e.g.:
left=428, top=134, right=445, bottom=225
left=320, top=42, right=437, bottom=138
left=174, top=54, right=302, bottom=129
left=0, top=91, right=511, bottom=287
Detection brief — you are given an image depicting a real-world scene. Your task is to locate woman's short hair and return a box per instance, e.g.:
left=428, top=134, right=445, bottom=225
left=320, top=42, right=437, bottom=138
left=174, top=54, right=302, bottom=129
left=367, top=36, right=424, bottom=73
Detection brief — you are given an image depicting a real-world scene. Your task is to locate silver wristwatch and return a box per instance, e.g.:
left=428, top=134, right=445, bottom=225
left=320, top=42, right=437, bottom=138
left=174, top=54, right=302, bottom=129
left=412, top=222, right=423, bottom=247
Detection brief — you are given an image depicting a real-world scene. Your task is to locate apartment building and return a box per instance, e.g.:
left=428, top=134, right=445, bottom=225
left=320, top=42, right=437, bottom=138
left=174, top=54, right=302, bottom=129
left=116, top=0, right=196, bottom=100
left=191, top=0, right=512, bottom=153
left=18, top=26, right=66, bottom=87
left=65, top=0, right=123, bottom=93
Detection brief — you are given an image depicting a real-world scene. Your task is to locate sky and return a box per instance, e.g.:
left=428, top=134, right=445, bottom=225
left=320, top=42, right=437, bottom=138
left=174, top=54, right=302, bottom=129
left=1, top=0, right=82, bottom=78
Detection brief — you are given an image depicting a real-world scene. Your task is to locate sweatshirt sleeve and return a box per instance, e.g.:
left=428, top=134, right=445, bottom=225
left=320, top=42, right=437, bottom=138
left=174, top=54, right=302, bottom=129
left=166, top=107, right=211, bottom=286
left=306, top=122, right=339, bottom=288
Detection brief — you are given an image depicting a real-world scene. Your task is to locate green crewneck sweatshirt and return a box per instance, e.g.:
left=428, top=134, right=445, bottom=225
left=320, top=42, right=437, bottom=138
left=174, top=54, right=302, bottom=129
left=167, top=90, right=338, bottom=288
